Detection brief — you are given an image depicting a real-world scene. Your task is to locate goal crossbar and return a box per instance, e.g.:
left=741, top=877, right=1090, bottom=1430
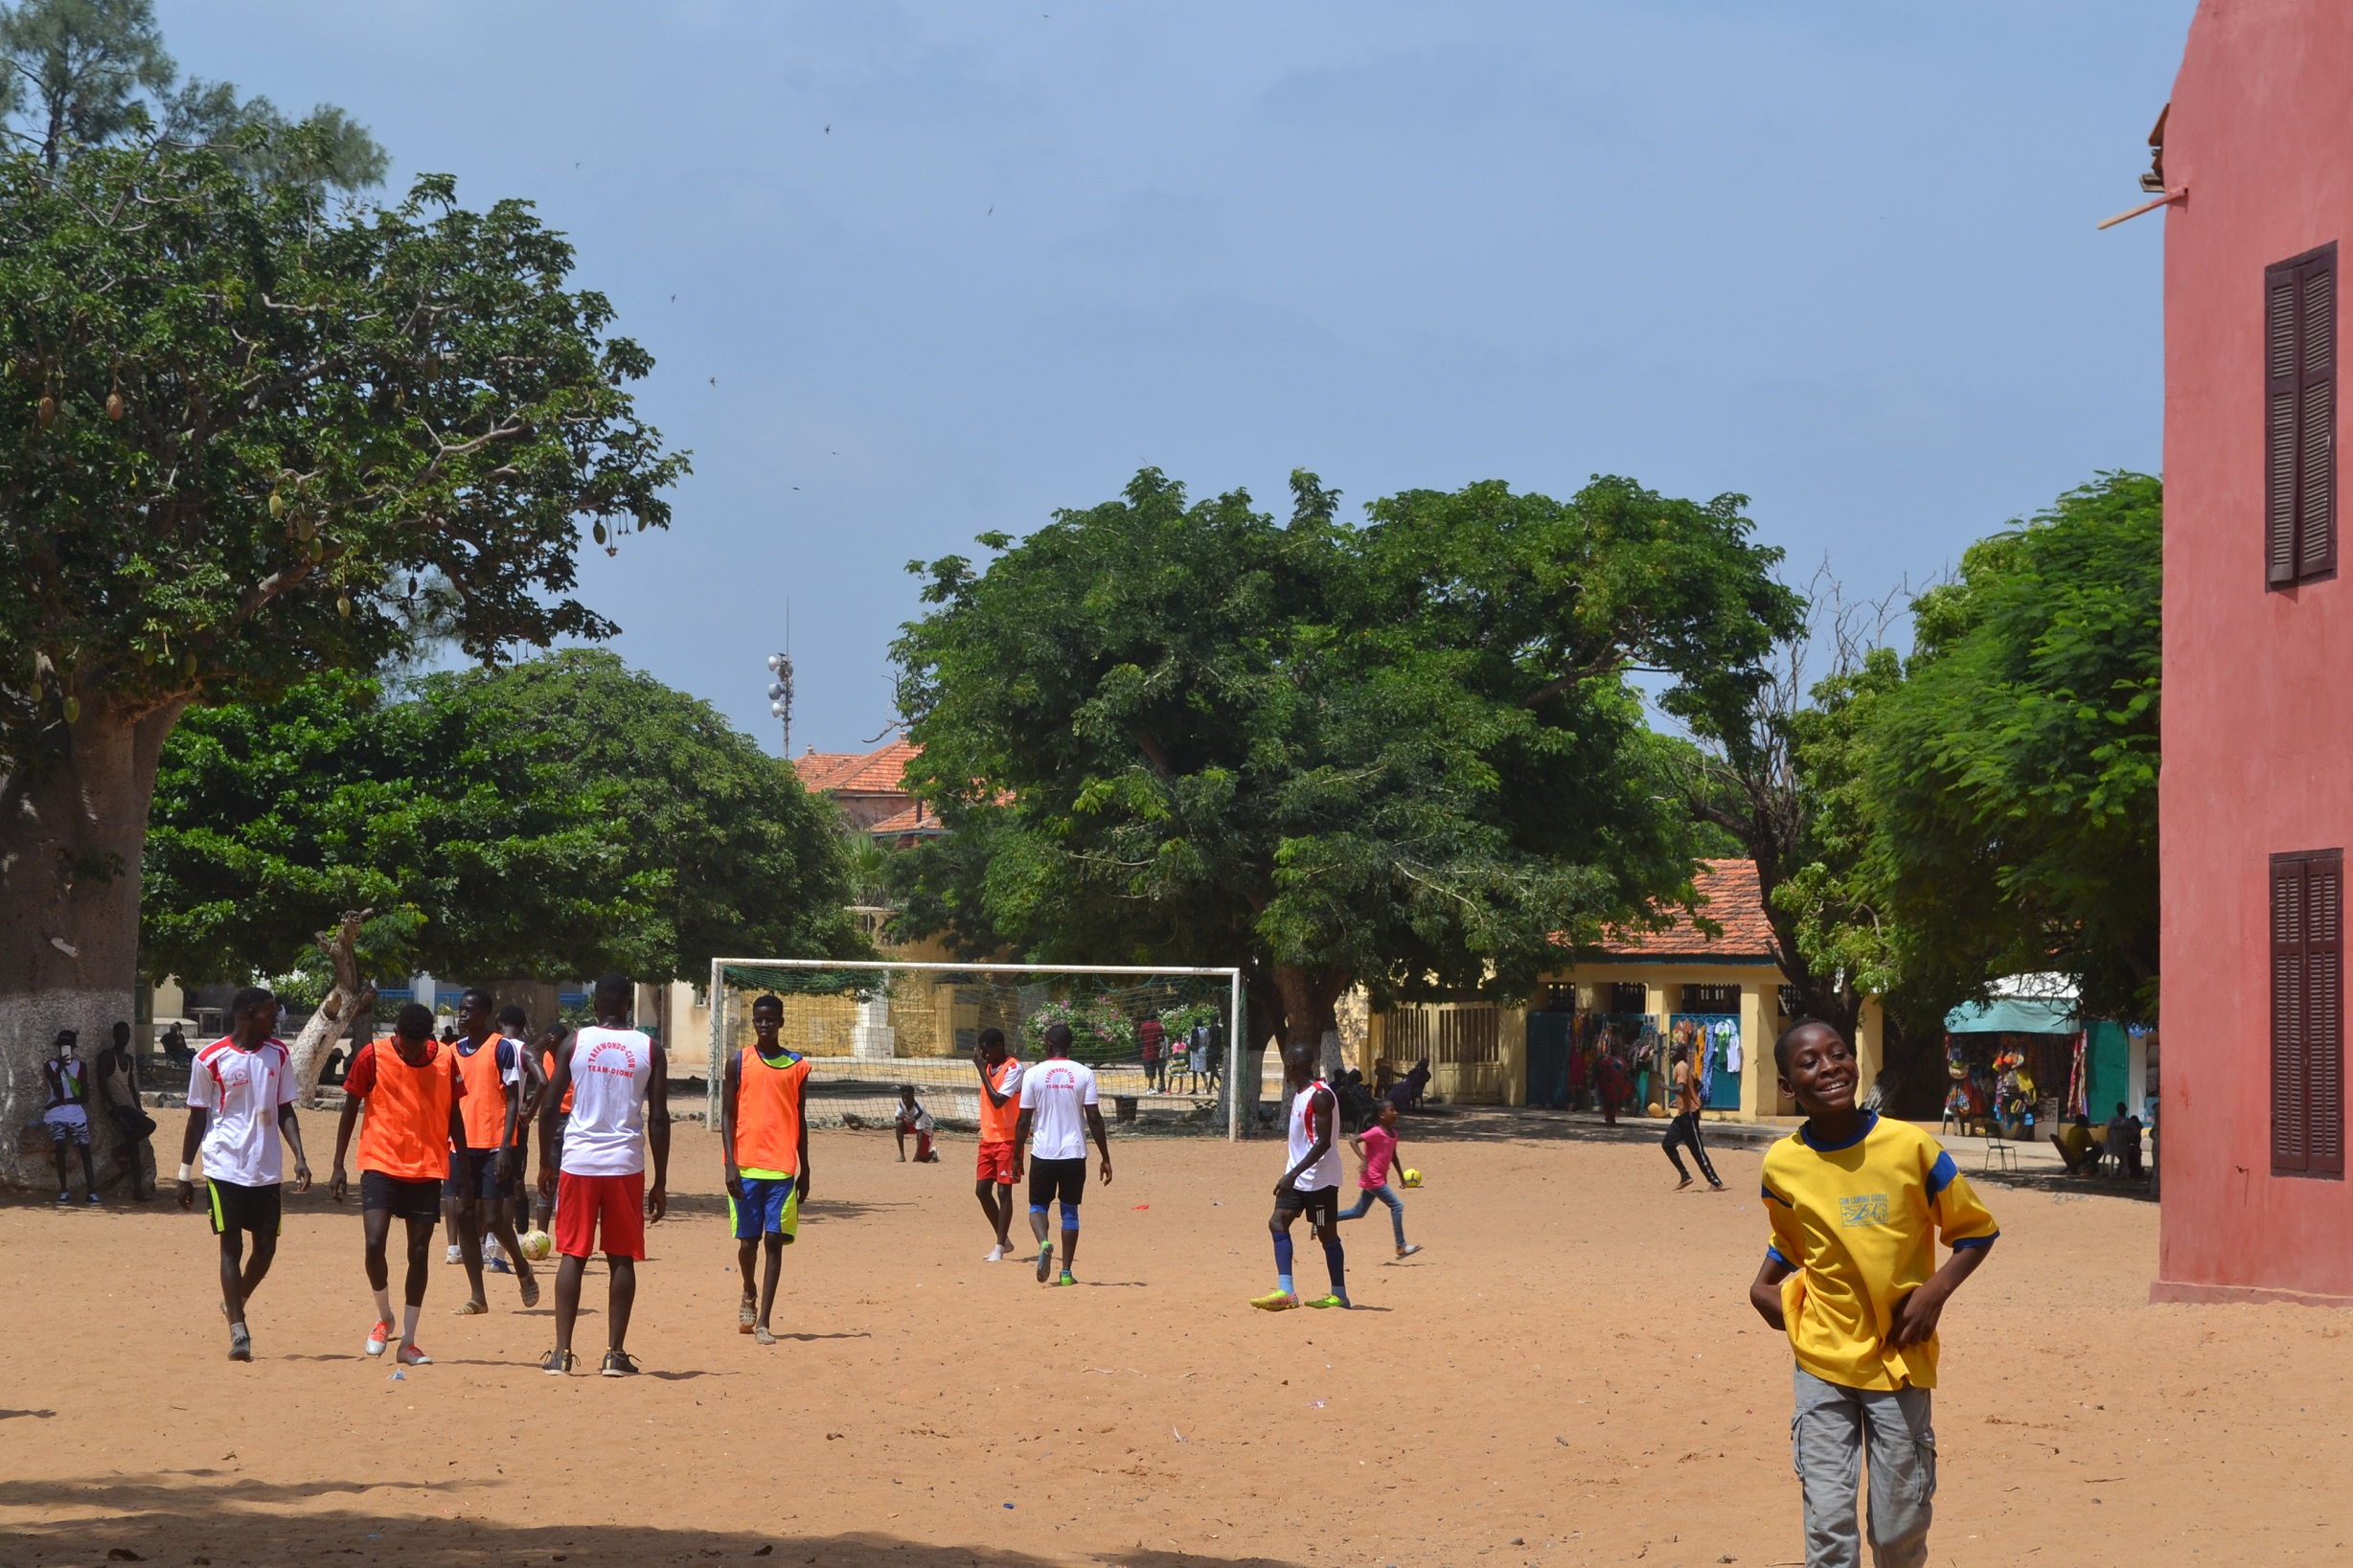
left=707, top=956, right=1246, bottom=1140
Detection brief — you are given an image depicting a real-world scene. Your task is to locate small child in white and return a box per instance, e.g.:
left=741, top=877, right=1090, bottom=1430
left=895, top=1085, right=938, bottom=1163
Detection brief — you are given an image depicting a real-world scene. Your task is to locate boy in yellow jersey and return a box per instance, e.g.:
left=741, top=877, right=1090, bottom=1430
left=1748, top=1019, right=1998, bottom=1568
left=720, top=993, right=811, bottom=1346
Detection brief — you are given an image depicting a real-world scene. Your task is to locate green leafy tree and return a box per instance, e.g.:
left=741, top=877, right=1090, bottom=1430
left=143, top=669, right=666, bottom=995
left=893, top=467, right=1798, bottom=1113
left=0, top=144, right=685, bottom=1173
left=1860, top=472, right=2162, bottom=1024
left=0, top=0, right=385, bottom=189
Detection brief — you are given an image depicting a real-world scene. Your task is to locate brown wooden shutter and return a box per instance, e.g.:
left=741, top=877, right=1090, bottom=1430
left=2300, top=257, right=2338, bottom=579
left=2309, top=852, right=2345, bottom=1175
left=2267, top=245, right=2339, bottom=587
left=2271, top=267, right=2304, bottom=584
left=2274, top=855, right=2310, bottom=1172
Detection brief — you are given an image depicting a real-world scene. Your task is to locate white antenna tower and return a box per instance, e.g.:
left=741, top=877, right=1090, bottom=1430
left=765, top=602, right=794, bottom=757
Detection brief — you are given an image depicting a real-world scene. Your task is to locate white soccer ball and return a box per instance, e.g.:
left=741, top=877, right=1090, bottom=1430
left=520, top=1229, right=555, bottom=1261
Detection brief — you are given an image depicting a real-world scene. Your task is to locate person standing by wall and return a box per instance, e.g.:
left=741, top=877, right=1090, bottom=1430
left=98, top=1021, right=156, bottom=1201
left=42, top=1031, right=99, bottom=1205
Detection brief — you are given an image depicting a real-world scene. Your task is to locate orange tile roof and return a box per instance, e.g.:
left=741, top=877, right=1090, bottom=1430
left=792, top=739, right=919, bottom=795
left=867, top=800, right=946, bottom=837
left=1601, top=859, right=1778, bottom=961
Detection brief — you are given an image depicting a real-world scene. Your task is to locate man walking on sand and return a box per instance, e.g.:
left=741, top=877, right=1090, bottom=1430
left=537, top=974, right=670, bottom=1377
left=1013, top=1023, right=1111, bottom=1286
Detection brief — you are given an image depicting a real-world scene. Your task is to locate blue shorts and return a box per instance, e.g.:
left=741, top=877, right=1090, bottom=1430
left=730, top=1176, right=800, bottom=1241
left=445, top=1148, right=514, bottom=1202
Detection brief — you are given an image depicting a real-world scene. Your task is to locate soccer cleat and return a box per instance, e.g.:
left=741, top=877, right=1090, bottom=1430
left=1303, top=1293, right=1351, bottom=1310
left=1057, top=1271, right=1078, bottom=1287
left=601, top=1350, right=641, bottom=1378
left=539, top=1348, right=575, bottom=1376
left=1396, top=1243, right=1423, bottom=1259
left=1249, top=1289, right=1300, bottom=1311
left=739, top=1297, right=758, bottom=1334
left=984, top=1244, right=1006, bottom=1263
left=365, top=1320, right=391, bottom=1357
left=1035, top=1243, right=1054, bottom=1284
left=227, top=1323, right=253, bottom=1361
left=397, top=1343, right=433, bottom=1366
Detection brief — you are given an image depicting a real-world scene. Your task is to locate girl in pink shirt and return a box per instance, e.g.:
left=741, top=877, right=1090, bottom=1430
left=1336, top=1101, right=1420, bottom=1258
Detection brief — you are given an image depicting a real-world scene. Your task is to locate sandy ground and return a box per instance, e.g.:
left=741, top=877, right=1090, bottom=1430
left=0, top=1110, right=2341, bottom=1568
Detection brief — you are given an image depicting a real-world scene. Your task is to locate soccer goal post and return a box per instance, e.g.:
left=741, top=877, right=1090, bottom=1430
left=706, top=958, right=1248, bottom=1140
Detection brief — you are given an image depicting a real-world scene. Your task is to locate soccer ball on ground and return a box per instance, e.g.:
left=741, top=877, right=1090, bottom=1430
left=519, top=1230, right=555, bottom=1261
left=1399, top=1168, right=1423, bottom=1189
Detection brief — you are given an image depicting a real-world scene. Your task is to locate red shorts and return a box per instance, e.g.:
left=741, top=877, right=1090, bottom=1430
left=555, top=1170, right=646, bottom=1260
left=976, top=1140, right=1017, bottom=1185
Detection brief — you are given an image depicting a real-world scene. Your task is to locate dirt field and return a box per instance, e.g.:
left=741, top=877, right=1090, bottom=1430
left=0, top=1110, right=2342, bottom=1568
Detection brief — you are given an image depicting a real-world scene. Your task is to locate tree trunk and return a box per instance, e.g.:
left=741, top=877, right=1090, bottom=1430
left=286, top=910, right=377, bottom=1106
left=1271, top=964, right=1350, bottom=1094
left=0, top=697, right=188, bottom=1188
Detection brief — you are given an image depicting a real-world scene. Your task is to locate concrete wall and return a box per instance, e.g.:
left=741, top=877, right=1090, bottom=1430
left=2156, top=0, right=2353, bottom=1305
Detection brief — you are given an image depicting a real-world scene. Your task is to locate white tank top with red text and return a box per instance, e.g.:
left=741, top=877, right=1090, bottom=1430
left=560, top=1027, right=652, bottom=1176
left=1286, top=1079, right=1340, bottom=1193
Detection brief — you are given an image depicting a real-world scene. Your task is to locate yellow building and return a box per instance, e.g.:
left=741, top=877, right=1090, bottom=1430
left=1363, top=860, right=1883, bottom=1120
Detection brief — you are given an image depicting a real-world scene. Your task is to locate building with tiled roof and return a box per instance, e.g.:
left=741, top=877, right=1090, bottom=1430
left=1362, top=858, right=1886, bottom=1124
left=790, top=738, right=927, bottom=834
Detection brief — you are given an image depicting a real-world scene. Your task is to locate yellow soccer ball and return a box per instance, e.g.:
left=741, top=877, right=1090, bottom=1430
left=520, top=1229, right=555, bottom=1261
left=1400, top=1168, right=1423, bottom=1189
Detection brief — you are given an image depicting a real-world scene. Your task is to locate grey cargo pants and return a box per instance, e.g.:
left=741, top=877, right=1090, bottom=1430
left=1790, top=1365, right=1935, bottom=1568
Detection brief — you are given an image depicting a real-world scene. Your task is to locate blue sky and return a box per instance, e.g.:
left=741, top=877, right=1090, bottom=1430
left=162, top=1, right=2196, bottom=756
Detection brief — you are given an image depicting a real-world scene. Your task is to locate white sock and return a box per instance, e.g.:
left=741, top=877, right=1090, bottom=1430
left=372, top=1287, right=393, bottom=1325
left=401, top=1303, right=421, bottom=1346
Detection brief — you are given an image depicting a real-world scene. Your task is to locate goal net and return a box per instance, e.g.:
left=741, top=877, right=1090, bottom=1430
left=706, top=959, right=1247, bottom=1140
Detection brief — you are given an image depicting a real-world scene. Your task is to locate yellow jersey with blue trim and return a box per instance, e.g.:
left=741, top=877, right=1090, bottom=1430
left=1760, top=1111, right=1998, bottom=1392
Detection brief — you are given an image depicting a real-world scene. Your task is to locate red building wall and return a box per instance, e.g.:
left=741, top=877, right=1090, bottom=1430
left=2158, top=0, right=2353, bottom=1305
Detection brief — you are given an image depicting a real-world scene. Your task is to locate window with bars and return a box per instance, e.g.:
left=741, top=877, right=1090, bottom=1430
left=1682, top=983, right=1743, bottom=1013
left=2273, top=850, right=2344, bottom=1177
left=2268, top=243, right=2338, bottom=587
left=1609, top=983, right=1650, bottom=1014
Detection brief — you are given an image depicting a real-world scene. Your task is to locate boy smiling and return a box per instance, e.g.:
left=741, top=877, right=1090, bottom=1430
left=1748, top=1018, right=1998, bottom=1568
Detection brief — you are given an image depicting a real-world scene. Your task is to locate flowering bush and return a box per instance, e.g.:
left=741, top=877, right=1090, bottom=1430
left=1023, top=995, right=1137, bottom=1063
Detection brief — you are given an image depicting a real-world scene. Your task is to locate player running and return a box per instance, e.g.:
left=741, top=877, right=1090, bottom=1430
left=176, top=988, right=312, bottom=1361
left=537, top=975, right=670, bottom=1377
left=446, top=988, right=538, bottom=1312
left=330, top=1004, right=468, bottom=1366
left=1251, top=1039, right=1348, bottom=1311
left=1012, top=1022, right=1111, bottom=1286
left=971, top=1027, right=1022, bottom=1261
left=721, top=993, right=811, bottom=1346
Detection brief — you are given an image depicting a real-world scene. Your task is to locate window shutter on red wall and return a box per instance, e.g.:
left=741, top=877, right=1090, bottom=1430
left=2301, top=261, right=2338, bottom=579
left=2310, top=853, right=2344, bottom=1175
left=2267, top=245, right=2339, bottom=587
left=2274, top=856, right=2310, bottom=1172
left=2273, top=851, right=2346, bottom=1178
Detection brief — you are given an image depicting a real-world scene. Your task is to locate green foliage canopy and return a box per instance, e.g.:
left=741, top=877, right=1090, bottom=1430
left=1860, top=472, right=2162, bottom=1023
left=891, top=467, right=1800, bottom=1042
left=144, top=652, right=867, bottom=988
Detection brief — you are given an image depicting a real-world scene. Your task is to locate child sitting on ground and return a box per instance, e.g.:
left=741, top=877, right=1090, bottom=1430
left=894, top=1085, right=938, bottom=1163
left=1748, top=1018, right=1998, bottom=1568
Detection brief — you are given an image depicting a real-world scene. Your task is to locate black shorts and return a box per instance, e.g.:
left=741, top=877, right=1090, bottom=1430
left=1028, top=1156, right=1088, bottom=1207
left=361, top=1170, right=445, bottom=1220
left=206, top=1178, right=282, bottom=1238
left=445, top=1148, right=514, bottom=1202
left=1275, top=1183, right=1340, bottom=1228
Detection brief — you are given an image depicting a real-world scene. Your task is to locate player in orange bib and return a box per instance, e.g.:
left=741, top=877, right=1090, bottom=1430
left=330, top=1004, right=468, bottom=1366
left=720, top=993, right=811, bottom=1346
left=445, top=988, right=538, bottom=1313
left=970, top=1027, right=1023, bottom=1261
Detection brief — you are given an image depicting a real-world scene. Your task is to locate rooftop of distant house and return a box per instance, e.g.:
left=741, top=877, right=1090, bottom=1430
left=1592, top=858, right=1777, bottom=963
left=792, top=737, right=920, bottom=796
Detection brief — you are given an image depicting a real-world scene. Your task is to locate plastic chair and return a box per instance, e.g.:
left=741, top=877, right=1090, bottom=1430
left=1982, top=1129, right=2018, bottom=1172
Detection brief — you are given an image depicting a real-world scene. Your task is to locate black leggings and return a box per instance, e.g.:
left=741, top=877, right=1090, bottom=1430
left=1662, top=1110, right=1721, bottom=1185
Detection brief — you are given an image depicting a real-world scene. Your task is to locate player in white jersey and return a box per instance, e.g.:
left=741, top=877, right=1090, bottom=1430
left=176, top=987, right=313, bottom=1360
left=535, top=973, right=670, bottom=1377
left=1250, top=1038, right=1348, bottom=1311
left=1013, top=1022, right=1112, bottom=1286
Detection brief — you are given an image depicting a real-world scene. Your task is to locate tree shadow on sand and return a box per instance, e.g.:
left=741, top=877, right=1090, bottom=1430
left=8, top=1481, right=1301, bottom=1568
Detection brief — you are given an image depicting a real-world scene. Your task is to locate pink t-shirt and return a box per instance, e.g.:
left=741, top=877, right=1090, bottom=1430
left=1359, top=1125, right=1398, bottom=1190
